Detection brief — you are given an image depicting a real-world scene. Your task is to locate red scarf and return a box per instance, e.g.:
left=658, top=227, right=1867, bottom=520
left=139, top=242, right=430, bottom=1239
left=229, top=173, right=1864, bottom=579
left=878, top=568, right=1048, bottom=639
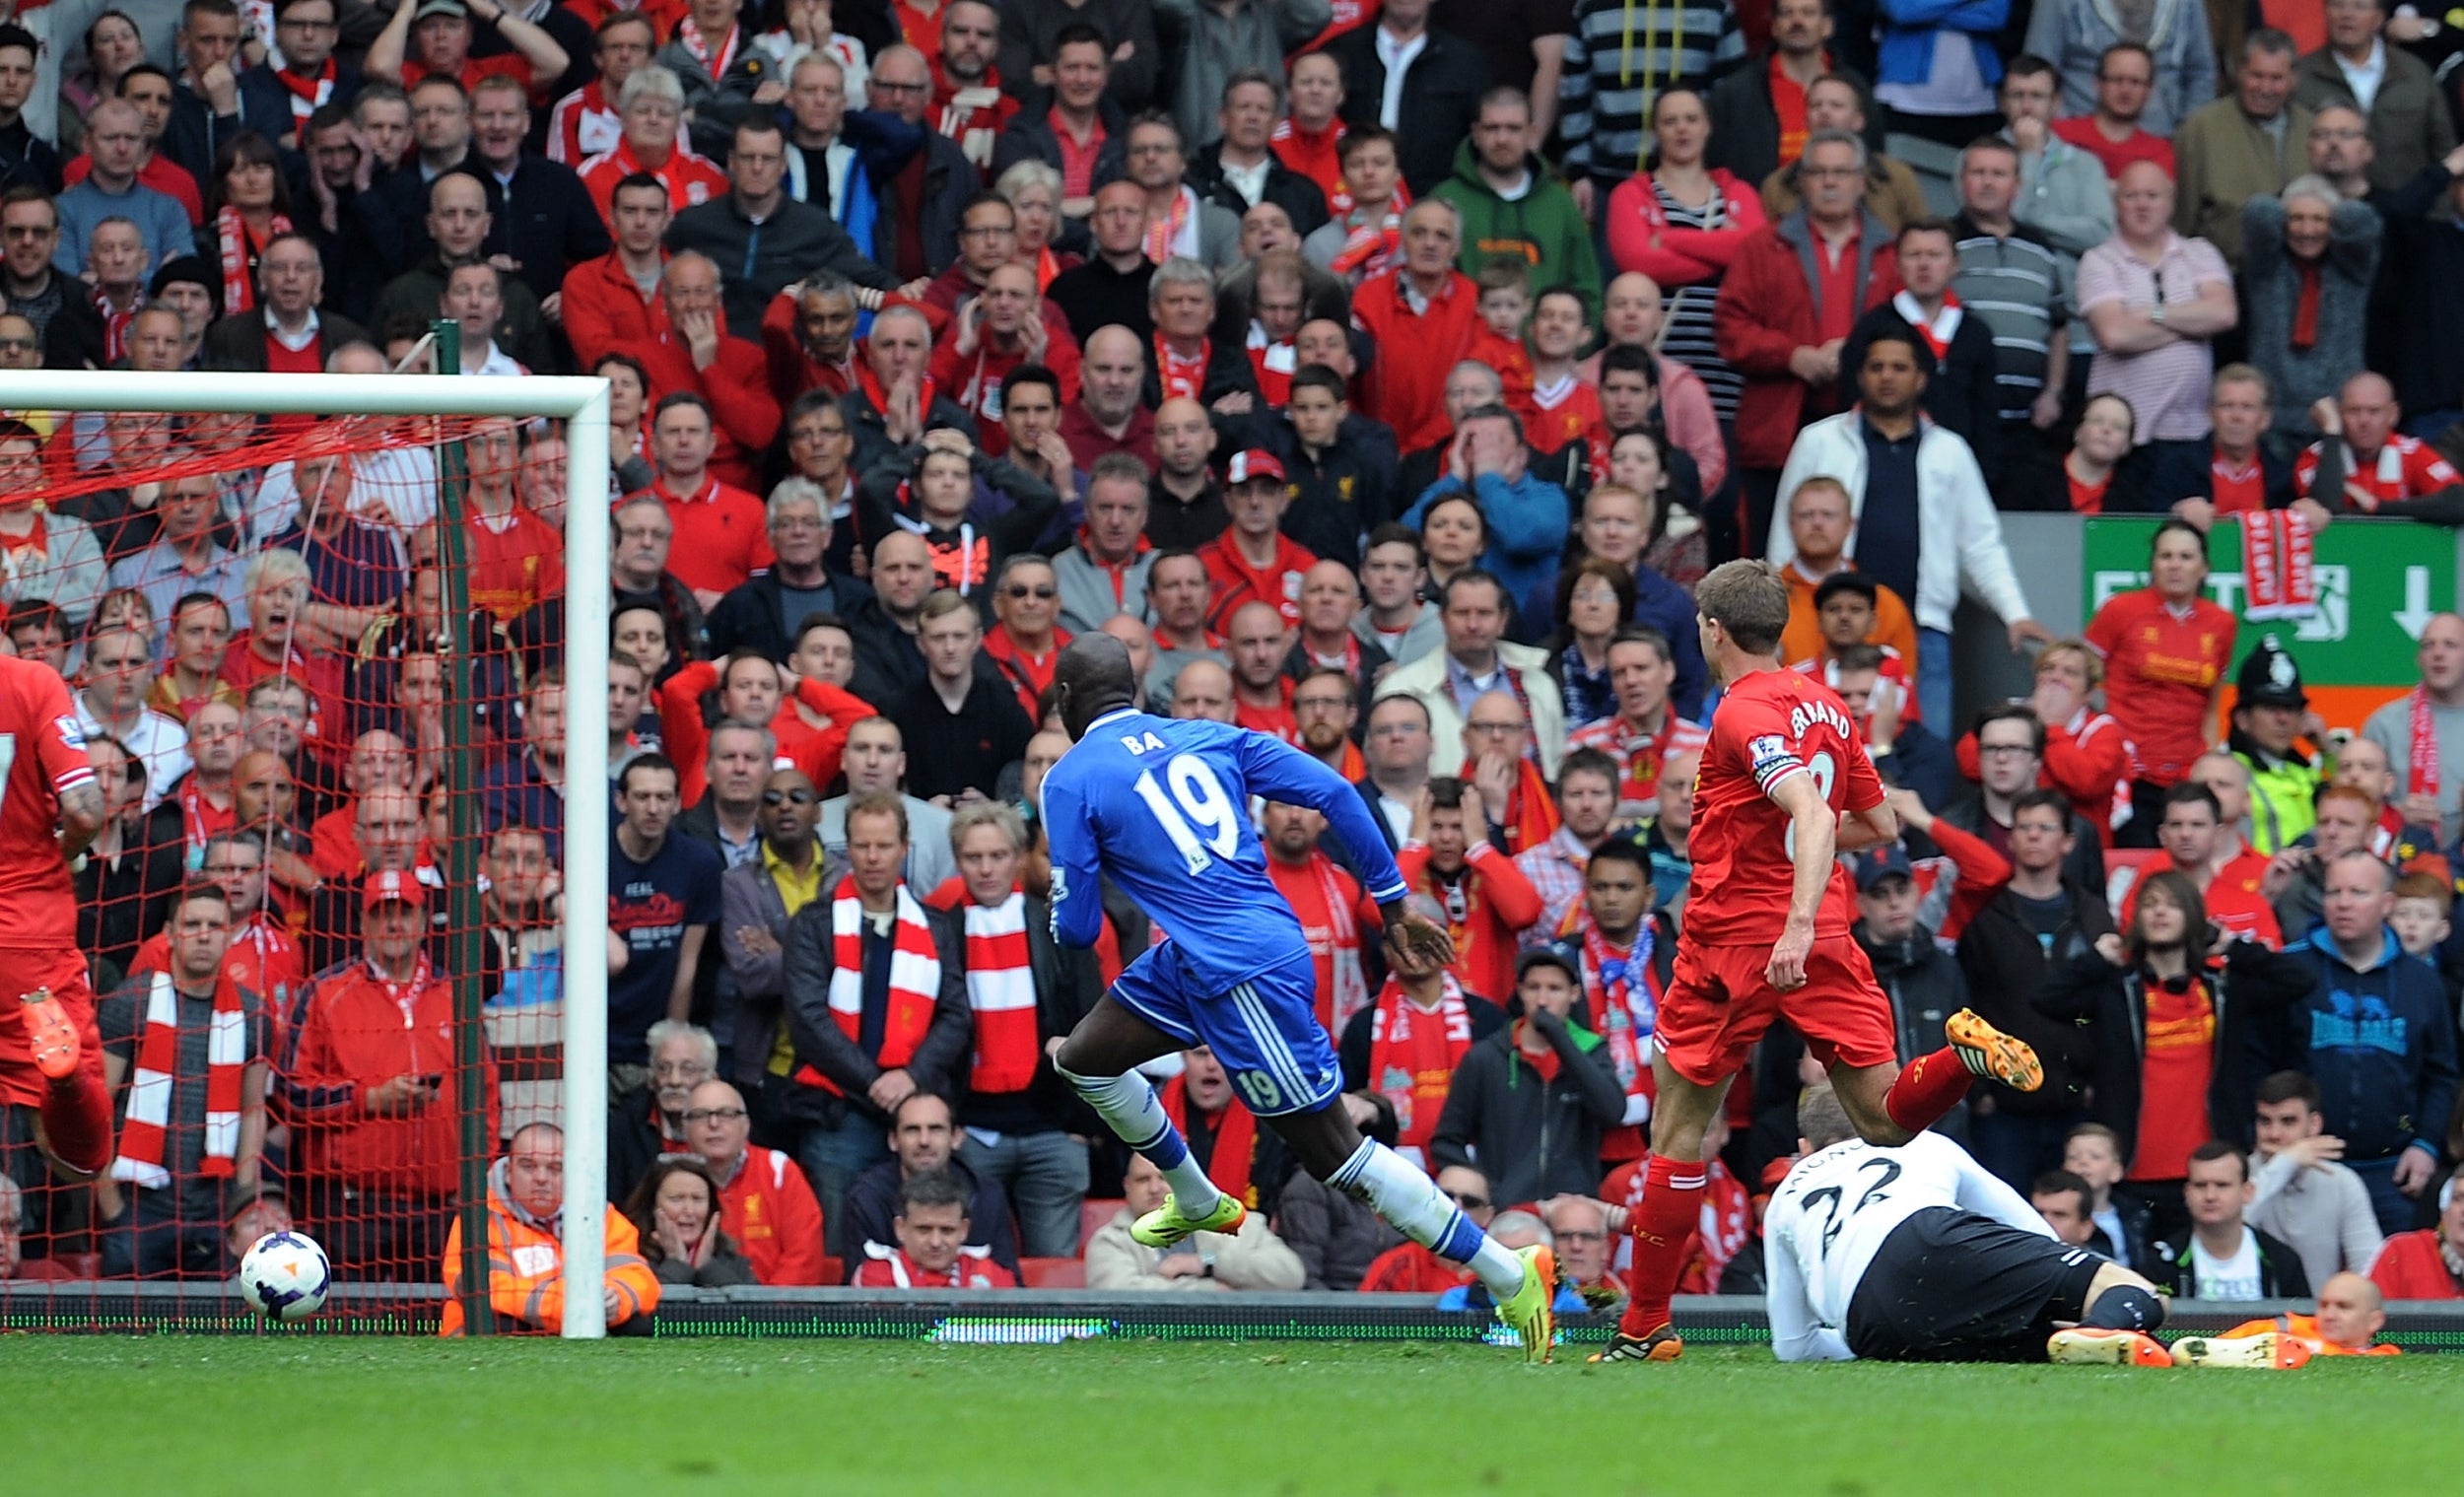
left=961, top=891, right=1041, bottom=1094
left=1033, top=245, right=1061, bottom=293
left=1459, top=753, right=1560, bottom=854
left=1891, top=290, right=1962, bottom=364
left=793, top=888, right=938, bottom=1094
left=1246, top=320, right=1296, bottom=406
left=110, top=968, right=247, bottom=1186
left=984, top=623, right=1068, bottom=718
left=217, top=205, right=288, bottom=314
left=1365, top=975, right=1472, bottom=1158
left=1140, top=187, right=1193, bottom=264
left=854, top=357, right=937, bottom=422
left=1155, top=333, right=1208, bottom=402
left=1580, top=918, right=1659, bottom=1162
left=93, top=286, right=138, bottom=364
left=1327, top=189, right=1409, bottom=277
left=177, top=775, right=236, bottom=859
left=2241, top=510, right=2317, bottom=620
left=275, top=58, right=336, bottom=127
left=674, top=15, right=739, bottom=76
left=2291, top=258, right=2323, bottom=352
left=1308, top=851, right=1367, bottom=1034
left=1160, top=1074, right=1257, bottom=1205
left=2411, top=687, right=2444, bottom=804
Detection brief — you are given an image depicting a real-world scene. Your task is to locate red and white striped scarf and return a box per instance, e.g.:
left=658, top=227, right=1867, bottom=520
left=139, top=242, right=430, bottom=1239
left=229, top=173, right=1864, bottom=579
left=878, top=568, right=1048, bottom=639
left=275, top=58, right=336, bottom=128
left=2241, top=510, right=2316, bottom=620
left=962, top=890, right=1041, bottom=1094
left=674, top=15, right=739, bottom=77
left=216, top=204, right=290, bottom=315
left=110, top=968, right=247, bottom=1188
left=2411, top=687, right=2444, bottom=804
left=1309, top=852, right=1368, bottom=1035
left=794, top=886, right=939, bottom=1093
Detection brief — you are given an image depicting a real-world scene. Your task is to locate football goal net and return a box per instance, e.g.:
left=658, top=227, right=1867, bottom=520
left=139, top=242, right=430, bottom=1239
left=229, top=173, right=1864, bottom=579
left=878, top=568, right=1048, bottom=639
left=0, top=363, right=616, bottom=1337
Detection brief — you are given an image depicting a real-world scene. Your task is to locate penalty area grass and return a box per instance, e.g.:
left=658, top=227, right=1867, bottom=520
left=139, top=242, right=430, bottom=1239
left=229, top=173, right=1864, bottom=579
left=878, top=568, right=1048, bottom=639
left=6, top=1335, right=2452, bottom=1495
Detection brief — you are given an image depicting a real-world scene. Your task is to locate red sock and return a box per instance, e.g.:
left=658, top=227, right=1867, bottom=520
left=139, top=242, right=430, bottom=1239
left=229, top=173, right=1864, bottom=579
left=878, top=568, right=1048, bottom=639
left=1883, top=1047, right=1974, bottom=1135
left=39, top=1069, right=113, bottom=1176
left=1616, top=1154, right=1705, bottom=1339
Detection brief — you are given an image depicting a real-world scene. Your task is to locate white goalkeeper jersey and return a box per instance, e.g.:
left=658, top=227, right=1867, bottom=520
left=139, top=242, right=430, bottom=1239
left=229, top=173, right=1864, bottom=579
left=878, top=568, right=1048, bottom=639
left=1763, top=1130, right=2056, bottom=1362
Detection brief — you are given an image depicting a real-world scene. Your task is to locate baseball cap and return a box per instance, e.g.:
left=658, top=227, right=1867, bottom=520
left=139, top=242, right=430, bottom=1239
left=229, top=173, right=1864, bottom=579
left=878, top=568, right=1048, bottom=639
left=1515, top=947, right=1582, bottom=987
left=1852, top=845, right=1913, bottom=893
left=363, top=868, right=430, bottom=911
left=2235, top=635, right=2307, bottom=711
left=1225, top=449, right=1285, bottom=486
left=413, top=0, right=467, bottom=20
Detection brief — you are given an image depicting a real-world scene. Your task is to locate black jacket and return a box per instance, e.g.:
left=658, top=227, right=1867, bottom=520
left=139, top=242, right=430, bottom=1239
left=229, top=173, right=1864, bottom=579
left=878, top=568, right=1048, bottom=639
left=0, top=115, right=62, bottom=195
left=477, top=156, right=612, bottom=308
left=705, top=569, right=875, bottom=662
left=2089, top=1191, right=2159, bottom=1273
left=991, top=98, right=1129, bottom=194
left=1046, top=252, right=1154, bottom=346
left=2153, top=1223, right=2311, bottom=1299
left=1188, top=139, right=1331, bottom=237
left=200, top=309, right=373, bottom=373
left=781, top=877, right=973, bottom=1123
left=1869, top=718, right=1959, bottom=816
left=841, top=1153, right=1022, bottom=1278
left=1321, top=24, right=1492, bottom=198
left=2063, top=939, right=2321, bottom=1167
left=606, top=1083, right=675, bottom=1205
left=854, top=445, right=1062, bottom=616
left=1934, top=796, right=2104, bottom=897
left=1267, top=410, right=1400, bottom=569
left=2378, top=162, right=2464, bottom=418
left=1855, top=919, right=1971, bottom=1066
left=1954, top=878, right=2117, bottom=1115
left=871, top=129, right=976, bottom=281
left=373, top=248, right=556, bottom=372
left=668, top=193, right=899, bottom=341
left=306, top=185, right=398, bottom=324
left=14, top=275, right=109, bottom=371
left=1705, top=56, right=1882, bottom=188
left=1429, top=1010, right=1626, bottom=1203
left=164, top=79, right=289, bottom=195
left=846, top=593, right=927, bottom=707
left=2140, top=439, right=2297, bottom=514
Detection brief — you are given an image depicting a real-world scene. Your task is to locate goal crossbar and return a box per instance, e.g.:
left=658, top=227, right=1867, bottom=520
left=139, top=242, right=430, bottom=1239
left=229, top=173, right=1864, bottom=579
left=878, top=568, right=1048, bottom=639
left=0, top=372, right=617, bottom=1338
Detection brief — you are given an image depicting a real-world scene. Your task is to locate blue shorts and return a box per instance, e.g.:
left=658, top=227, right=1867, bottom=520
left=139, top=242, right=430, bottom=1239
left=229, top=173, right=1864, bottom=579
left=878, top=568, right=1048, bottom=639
left=1108, top=943, right=1341, bottom=1119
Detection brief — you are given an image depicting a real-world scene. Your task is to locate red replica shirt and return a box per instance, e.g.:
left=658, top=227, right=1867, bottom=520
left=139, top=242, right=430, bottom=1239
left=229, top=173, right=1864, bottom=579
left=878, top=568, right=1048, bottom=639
left=2129, top=979, right=2216, bottom=1181
left=0, top=657, right=95, bottom=947
left=852, top=1247, right=1018, bottom=1289
left=1525, top=374, right=1607, bottom=458
left=2210, top=448, right=2269, bottom=514
left=1568, top=711, right=1711, bottom=808
left=2294, top=436, right=2461, bottom=507
left=1270, top=117, right=1347, bottom=211
left=1198, top=531, right=1315, bottom=629
left=2124, top=848, right=2283, bottom=948
left=2084, top=587, right=2235, bottom=785
left=644, top=477, right=775, bottom=595
left=466, top=506, right=568, bottom=623
left=1684, top=667, right=1883, bottom=945
left=719, top=1145, right=828, bottom=1286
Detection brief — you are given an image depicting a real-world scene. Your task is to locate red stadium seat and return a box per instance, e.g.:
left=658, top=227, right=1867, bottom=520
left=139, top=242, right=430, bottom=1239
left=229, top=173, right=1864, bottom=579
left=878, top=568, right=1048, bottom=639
left=1020, top=1257, right=1085, bottom=1288
left=1080, top=1198, right=1125, bottom=1248
left=821, top=1255, right=846, bottom=1285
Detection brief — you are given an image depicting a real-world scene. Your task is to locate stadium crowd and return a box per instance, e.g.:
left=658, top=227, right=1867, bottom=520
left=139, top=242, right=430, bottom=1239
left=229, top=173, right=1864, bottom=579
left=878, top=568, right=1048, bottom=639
left=4, top=0, right=2464, bottom=1334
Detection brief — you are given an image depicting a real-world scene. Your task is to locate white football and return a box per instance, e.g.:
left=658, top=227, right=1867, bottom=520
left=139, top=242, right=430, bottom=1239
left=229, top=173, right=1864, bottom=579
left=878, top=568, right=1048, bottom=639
left=238, top=1230, right=332, bottom=1321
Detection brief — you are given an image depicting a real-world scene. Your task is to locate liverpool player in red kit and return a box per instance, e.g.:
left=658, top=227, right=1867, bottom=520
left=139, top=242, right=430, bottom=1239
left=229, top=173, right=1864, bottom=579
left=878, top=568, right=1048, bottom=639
left=1594, top=562, right=2047, bottom=1363
left=0, top=654, right=115, bottom=1188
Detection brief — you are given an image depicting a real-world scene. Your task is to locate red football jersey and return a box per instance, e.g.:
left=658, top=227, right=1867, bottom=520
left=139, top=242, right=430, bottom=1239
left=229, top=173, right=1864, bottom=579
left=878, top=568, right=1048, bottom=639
left=1684, top=668, right=1883, bottom=945
left=0, top=656, right=97, bottom=948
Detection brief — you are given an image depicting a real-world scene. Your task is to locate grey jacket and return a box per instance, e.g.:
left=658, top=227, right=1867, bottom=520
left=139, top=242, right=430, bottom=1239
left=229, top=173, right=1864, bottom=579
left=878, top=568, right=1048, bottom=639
left=1151, top=0, right=1333, bottom=149
left=718, top=846, right=851, bottom=1085
left=2242, top=195, right=2380, bottom=444
left=2024, top=0, right=2215, bottom=138
left=782, top=875, right=972, bottom=1120
left=1352, top=602, right=1443, bottom=667
left=1054, top=543, right=1157, bottom=635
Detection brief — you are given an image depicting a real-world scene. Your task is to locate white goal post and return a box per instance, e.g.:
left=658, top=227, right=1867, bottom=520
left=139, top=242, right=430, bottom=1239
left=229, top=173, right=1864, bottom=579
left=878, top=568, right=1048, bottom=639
left=0, top=371, right=617, bottom=1338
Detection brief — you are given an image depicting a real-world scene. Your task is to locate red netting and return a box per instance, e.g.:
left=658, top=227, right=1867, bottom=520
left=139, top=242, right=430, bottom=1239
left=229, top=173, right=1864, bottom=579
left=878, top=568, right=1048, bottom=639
left=1, top=407, right=574, bottom=1332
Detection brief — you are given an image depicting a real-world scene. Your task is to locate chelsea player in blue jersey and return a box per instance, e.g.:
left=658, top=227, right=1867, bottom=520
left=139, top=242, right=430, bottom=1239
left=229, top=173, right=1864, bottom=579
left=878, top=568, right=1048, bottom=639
left=1041, top=635, right=1559, bottom=1358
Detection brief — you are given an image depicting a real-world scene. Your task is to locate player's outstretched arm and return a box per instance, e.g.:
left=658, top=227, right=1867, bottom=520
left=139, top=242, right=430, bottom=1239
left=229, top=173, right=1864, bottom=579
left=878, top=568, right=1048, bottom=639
left=1233, top=728, right=1407, bottom=902
left=1762, top=1203, right=1850, bottom=1362
left=1041, top=771, right=1109, bottom=949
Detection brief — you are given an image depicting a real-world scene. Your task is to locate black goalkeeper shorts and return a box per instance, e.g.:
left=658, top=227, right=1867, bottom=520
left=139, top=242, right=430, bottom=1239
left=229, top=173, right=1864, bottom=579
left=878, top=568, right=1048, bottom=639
left=1843, top=1206, right=2106, bottom=1363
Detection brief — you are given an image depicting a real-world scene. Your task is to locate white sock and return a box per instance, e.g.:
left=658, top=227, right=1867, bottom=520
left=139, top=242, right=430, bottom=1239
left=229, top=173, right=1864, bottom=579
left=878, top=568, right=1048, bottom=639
left=1059, top=1064, right=1226, bottom=1215
left=1330, top=1138, right=1525, bottom=1301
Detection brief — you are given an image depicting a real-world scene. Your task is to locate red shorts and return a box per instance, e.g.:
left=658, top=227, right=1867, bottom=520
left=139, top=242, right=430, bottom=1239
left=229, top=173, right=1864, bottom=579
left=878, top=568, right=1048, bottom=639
left=1657, top=935, right=1898, bottom=1087
left=0, top=947, right=102, bottom=1109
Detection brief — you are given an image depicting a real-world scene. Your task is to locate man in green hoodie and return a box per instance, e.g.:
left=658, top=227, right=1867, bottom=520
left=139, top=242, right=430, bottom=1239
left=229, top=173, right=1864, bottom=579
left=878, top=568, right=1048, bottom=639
left=1431, top=87, right=1601, bottom=313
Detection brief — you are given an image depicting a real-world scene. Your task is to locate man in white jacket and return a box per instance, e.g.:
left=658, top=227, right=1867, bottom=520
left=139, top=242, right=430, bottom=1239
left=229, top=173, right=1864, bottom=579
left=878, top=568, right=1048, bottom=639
left=2249, top=1070, right=2384, bottom=1290
left=1767, top=326, right=2051, bottom=728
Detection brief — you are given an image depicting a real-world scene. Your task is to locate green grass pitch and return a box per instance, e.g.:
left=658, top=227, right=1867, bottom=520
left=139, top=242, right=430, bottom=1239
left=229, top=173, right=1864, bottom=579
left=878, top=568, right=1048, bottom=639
left=10, top=1336, right=2453, bottom=1494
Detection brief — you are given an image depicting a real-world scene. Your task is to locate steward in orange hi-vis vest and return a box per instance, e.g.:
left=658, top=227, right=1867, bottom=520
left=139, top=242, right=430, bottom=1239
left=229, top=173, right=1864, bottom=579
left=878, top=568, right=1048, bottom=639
left=441, top=1162, right=660, bottom=1336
